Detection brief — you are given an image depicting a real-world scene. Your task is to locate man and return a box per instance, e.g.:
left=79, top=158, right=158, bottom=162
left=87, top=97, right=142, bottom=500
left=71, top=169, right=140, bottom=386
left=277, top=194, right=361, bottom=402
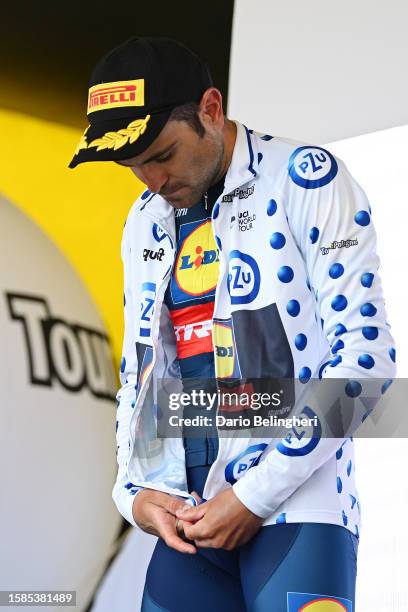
left=69, top=36, right=396, bottom=611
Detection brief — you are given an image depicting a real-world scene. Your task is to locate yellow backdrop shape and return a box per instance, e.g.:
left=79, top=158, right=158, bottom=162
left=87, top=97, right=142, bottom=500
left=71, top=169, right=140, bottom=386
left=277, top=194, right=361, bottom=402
left=0, top=107, right=144, bottom=368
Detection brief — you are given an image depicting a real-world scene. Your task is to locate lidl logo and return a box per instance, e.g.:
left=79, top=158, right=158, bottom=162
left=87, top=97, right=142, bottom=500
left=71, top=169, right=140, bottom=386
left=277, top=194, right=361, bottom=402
left=213, top=318, right=241, bottom=379
left=287, top=592, right=352, bottom=611
left=170, top=219, right=219, bottom=304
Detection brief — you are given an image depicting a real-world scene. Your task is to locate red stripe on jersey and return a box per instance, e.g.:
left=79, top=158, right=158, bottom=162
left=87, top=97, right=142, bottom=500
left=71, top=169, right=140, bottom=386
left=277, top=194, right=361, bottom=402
left=169, top=301, right=215, bottom=358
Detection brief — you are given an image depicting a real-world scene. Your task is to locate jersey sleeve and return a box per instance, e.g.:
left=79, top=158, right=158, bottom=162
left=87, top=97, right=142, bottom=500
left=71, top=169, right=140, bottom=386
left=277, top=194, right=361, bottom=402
left=112, top=216, right=144, bottom=528
left=232, top=153, right=397, bottom=519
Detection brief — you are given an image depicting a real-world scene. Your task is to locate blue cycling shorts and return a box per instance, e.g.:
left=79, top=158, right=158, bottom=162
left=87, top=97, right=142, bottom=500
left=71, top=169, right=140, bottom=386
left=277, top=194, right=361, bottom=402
left=141, top=465, right=359, bottom=612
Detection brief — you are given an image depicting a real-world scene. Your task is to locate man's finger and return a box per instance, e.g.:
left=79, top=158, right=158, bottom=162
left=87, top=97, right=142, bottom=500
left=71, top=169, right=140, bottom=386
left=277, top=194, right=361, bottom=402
left=161, top=522, right=197, bottom=554
left=175, top=504, right=206, bottom=521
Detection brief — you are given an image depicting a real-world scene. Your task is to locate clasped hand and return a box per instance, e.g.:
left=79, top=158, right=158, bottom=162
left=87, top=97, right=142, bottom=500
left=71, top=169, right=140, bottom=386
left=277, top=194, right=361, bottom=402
left=132, top=487, right=263, bottom=554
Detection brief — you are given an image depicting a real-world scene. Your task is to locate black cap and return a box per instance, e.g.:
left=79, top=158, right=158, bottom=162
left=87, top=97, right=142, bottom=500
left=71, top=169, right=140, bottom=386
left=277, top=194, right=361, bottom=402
left=69, top=37, right=213, bottom=168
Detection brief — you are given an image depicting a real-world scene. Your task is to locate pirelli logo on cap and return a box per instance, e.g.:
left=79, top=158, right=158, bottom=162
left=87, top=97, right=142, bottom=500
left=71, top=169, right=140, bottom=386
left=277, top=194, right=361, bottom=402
left=87, top=79, right=144, bottom=113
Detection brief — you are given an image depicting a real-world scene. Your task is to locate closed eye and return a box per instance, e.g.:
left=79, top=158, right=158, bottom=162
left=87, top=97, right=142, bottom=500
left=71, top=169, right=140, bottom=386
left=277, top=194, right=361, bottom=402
left=156, top=152, right=173, bottom=164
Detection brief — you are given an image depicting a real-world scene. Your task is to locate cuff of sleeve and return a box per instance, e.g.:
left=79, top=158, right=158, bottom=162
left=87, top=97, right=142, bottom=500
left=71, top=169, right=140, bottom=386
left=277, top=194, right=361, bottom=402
left=232, top=475, right=273, bottom=519
left=114, top=487, right=144, bottom=529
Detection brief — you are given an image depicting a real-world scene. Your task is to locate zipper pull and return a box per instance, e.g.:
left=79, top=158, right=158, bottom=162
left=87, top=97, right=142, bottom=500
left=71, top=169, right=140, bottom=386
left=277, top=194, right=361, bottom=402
left=204, top=192, right=208, bottom=211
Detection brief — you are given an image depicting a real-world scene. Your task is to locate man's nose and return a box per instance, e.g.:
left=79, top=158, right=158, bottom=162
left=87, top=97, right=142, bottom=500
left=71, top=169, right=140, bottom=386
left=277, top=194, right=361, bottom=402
left=135, top=165, right=168, bottom=194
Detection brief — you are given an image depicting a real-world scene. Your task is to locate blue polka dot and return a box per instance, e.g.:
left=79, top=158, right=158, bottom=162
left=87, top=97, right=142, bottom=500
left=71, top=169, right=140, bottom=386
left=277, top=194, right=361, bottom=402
left=349, top=494, right=357, bottom=509
left=275, top=512, right=286, bottom=524
left=361, top=272, right=374, bottom=287
left=299, top=367, right=312, bottom=383
left=332, top=339, right=344, bottom=354
left=360, top=302, right=377, bottom=317
left=329, top=263, right=344, bottom=279
left=347, top=460, right=352, bottom=476
left=321, top=318, right=324, bottom=329
left=295, top=334, right=307, bottom=351
left=337, top=477, right=343, bottom=493
left=124, top=293, right=126, bottom=307
left=389, top=347, right=396, bottom=362
left=318, top=360, right=332, bottom=378
left=354, top=525, right=359, bottom=539
left=278, top=266, right=294, bottom=283
left=286, top=300, right=300, bottom=317
left=355, top=210, right=370, bottom=226
left=331, top=295, right=348, bottom=311
left=120, top=356, right=126, bottom=373
left=215, top=235, right=222, bottom=251
left=381, top=379, right=393, bottom=394
left=358, top=354, right=375, bottom=369
left=342, top=510, right=348, bottom=526
left=115, top=420, right=119, bottom=432
left=131, top=399, right=136, bottom=408
left=336, top=447, right=343, bottom=460
left=213, top=203, right=220, bottom=219
left=335, top=323, right=347, bottom=336
left=141, top=189, right=151, bottom=200
left=306, top=277, right=311, bottom=291
left=261, top=134, right=273, bottom=141
left=330, top=354, right=342, bottom=367
left=267, top=199, right=277, bottom=216
left=258, top=152, right=263, bottom=164
left=345, top=381, right=362, bottom=398
left=362, top=326, right=378, bottom=340
left=270, top=232, right=286, bottom=249
left=309, top=227, right=319, bottom=244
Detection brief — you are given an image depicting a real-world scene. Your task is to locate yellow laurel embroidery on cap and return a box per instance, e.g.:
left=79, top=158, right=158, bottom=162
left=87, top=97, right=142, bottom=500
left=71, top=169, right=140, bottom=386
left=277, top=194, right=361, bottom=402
left=74, top=126, right=90, bottom=156
left=87, top=115, right=151, bottom=152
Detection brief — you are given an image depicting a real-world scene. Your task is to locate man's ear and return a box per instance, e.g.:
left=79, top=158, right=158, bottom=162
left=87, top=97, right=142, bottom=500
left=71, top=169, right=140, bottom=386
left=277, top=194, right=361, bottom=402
left=199, top=87, right=224, bottom=127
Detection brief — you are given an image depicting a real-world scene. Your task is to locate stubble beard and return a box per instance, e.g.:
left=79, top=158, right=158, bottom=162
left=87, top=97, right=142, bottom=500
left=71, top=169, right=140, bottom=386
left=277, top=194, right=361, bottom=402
left=169, top=136, right=225, bottom=209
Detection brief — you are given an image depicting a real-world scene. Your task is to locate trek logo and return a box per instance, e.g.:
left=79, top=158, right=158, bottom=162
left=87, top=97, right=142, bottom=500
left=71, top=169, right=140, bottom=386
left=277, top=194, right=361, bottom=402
left=87, top=79, right=144, bottom=113
left=139, top=282, right=156, bottom=338
left=174, top=319, right=212, bottom=342
left=230, top=210, right=256, bottom=232
left=227, top=250, right=261, bottom=305
left=288, top=146, right=338, bottom=189
left=143, top=248, right=165, bottom=262
left=222, top=185, right=255, bottom=202
left=5, top=293, right=116, bottom=400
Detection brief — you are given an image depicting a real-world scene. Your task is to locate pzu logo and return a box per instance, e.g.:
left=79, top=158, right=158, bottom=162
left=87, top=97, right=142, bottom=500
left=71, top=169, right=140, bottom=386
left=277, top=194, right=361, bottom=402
left=5, top=293, right=116, bottom=399
left=139, top=282, right=156, bottom=338
left=225, top=443, right=268, bottom=484
left=288, top=146, right=338, bottom=189
left=227, top=250, right=260, bottom=305
left=143, top=248, right=164, bottom=262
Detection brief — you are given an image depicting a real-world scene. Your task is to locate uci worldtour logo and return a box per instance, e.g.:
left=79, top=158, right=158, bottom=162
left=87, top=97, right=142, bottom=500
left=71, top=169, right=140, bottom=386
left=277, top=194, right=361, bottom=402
left=230, top=210, right=256, bottom=232
left=227, top=250, right=261, bottom=305
left=5, top=293, right=116, bottom=400
left=288, top=146, right=338, bottom=189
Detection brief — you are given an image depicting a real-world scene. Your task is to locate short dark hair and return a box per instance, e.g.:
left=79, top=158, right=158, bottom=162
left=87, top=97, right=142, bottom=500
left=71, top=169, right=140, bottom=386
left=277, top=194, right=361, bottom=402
left=168, top=102, right=205, bottom=137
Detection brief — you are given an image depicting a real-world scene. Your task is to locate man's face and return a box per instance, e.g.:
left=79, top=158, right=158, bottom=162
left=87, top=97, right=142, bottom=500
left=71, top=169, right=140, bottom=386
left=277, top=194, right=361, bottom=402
left=115, top=115, right=225, bottom=209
